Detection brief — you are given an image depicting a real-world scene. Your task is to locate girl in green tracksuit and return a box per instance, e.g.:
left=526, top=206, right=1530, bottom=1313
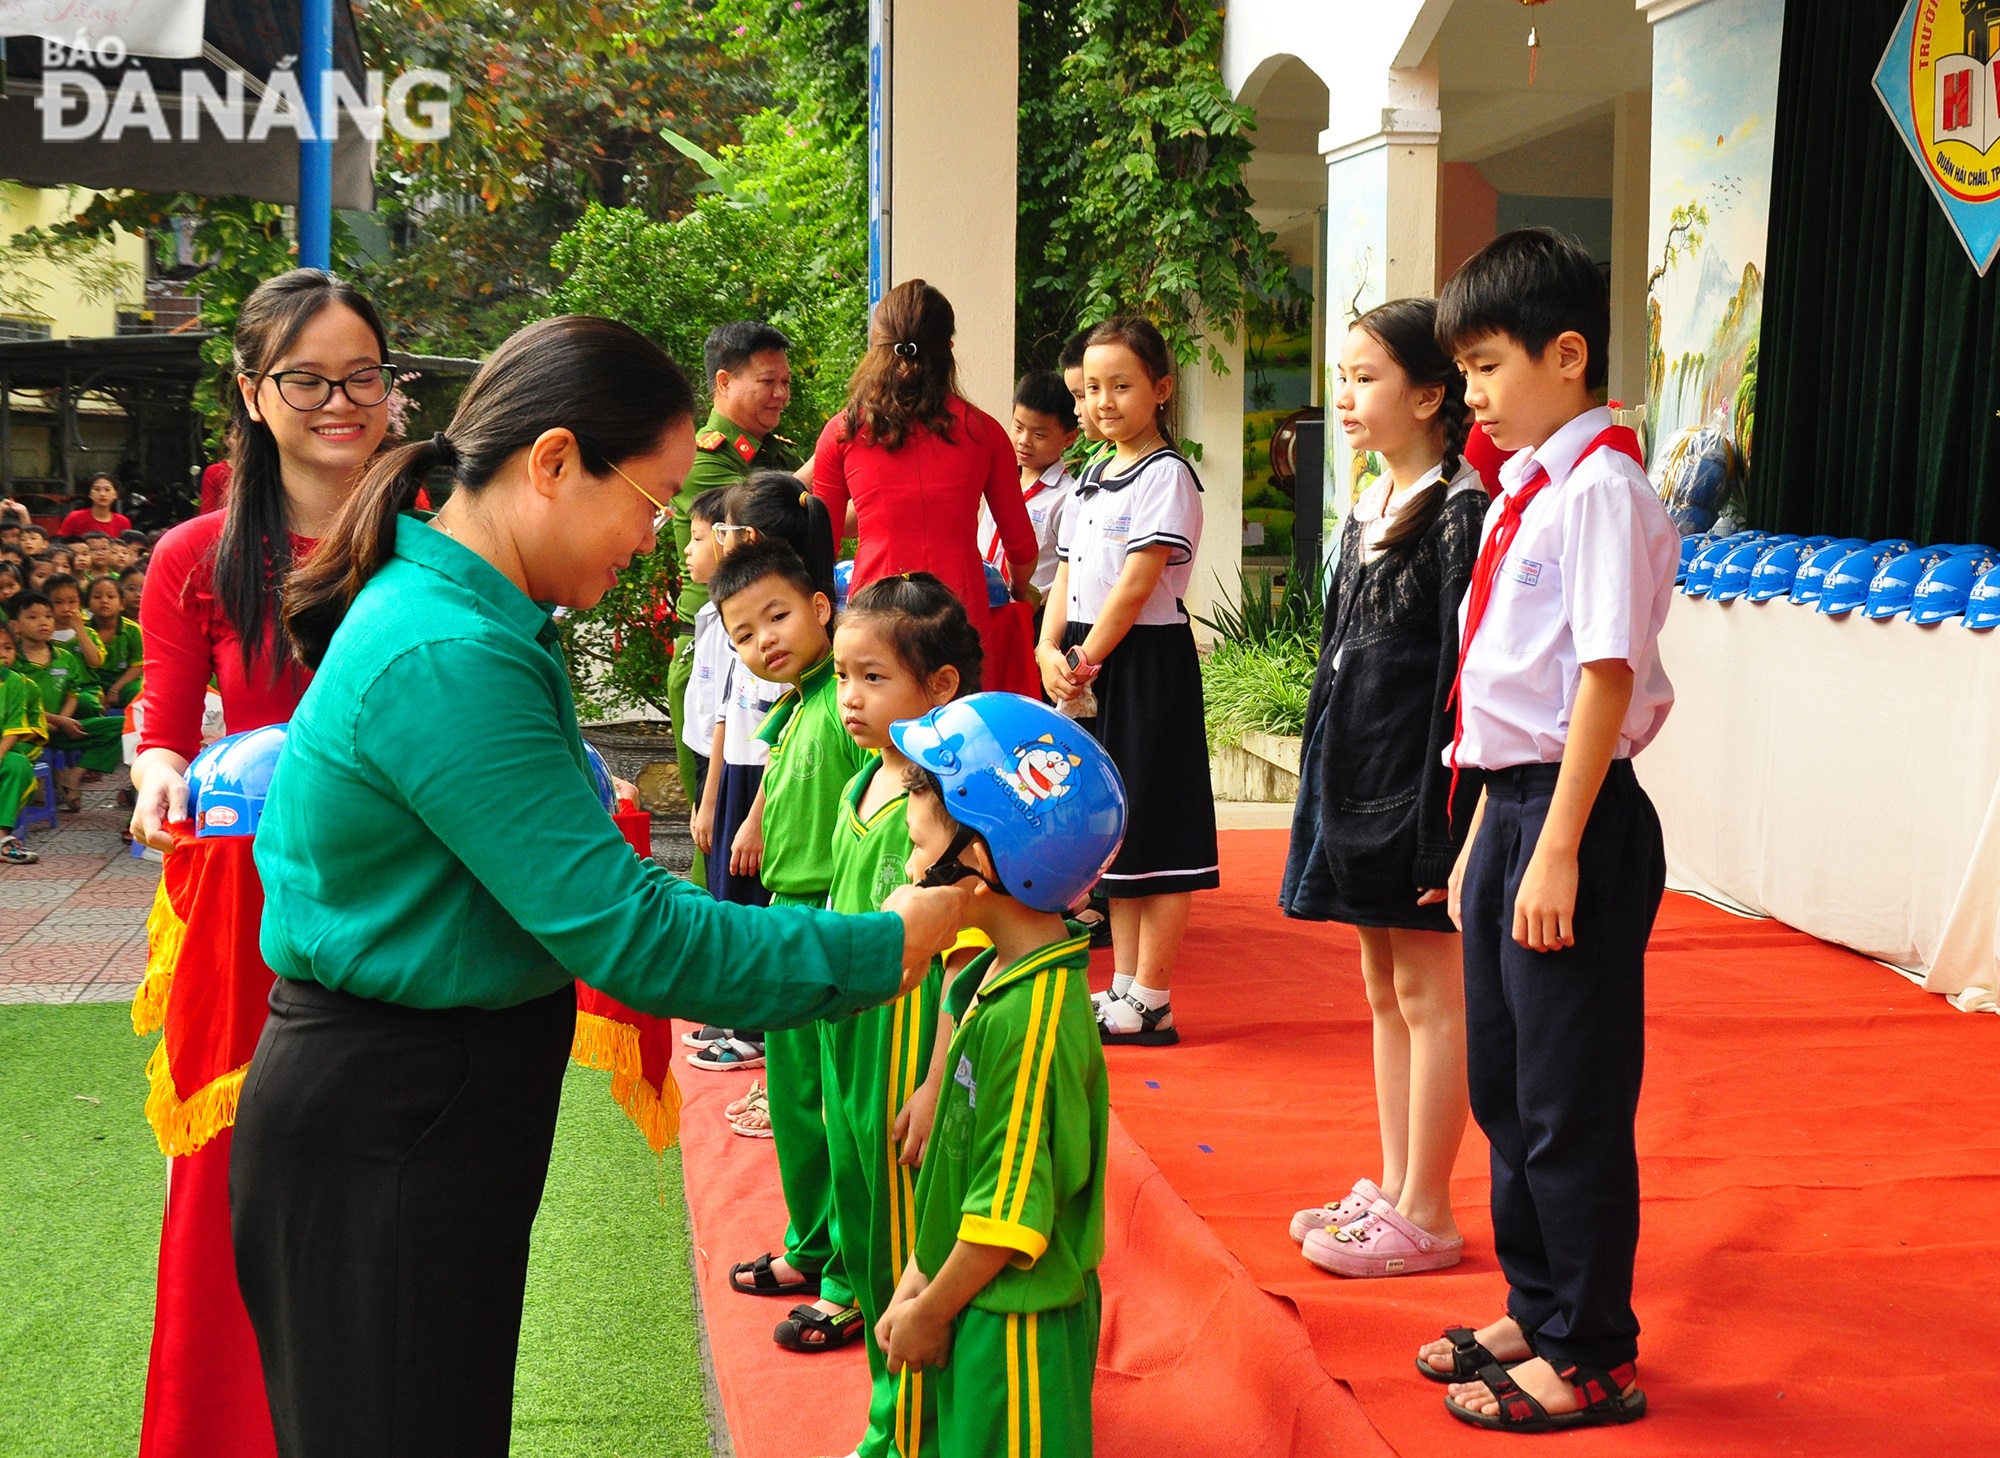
left=821, top=573, right=985, bottom=1458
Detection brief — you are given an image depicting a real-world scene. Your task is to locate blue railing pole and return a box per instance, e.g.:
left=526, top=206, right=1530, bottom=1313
left=298, top=0, right=334, bottom=269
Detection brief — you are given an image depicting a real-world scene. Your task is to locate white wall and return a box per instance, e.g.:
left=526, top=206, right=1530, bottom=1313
left=890, top=0, right=1018, bottom=419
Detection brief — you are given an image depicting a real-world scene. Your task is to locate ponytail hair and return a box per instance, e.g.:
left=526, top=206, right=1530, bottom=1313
left=219, top=268, right=388, bottom=676
left=724, top=470, right=837, bottom=600
left=285, top=314, right=695, bottom=668
left=842, top=279, right=961, bottom=450
left=843, top=571, right=983, bottom=695
left=1355, top=297, right=1470, bottom=553
left=1083, top=316, right=1179, bottom=448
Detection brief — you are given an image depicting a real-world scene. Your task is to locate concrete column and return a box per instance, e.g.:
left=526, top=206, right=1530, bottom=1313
left=1383, top=58, right=1440, bottom=300
left=1179, top=332, right=1245, bottom=649
left=1609, top=90, right=1653, bottom=411
left=890, top=0, right=1017, bottom=418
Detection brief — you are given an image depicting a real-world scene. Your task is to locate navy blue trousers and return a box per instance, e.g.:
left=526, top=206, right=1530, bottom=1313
left=1461, top=760, right=1664, bottom=1371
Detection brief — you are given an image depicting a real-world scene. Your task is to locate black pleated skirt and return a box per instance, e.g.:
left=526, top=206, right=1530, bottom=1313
left=1062, top=620, right=1220, bottom=896
left=231, top=976, right=576, bottom=1458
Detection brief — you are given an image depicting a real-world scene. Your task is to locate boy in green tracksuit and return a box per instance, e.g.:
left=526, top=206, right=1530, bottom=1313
left=9, top=592, right=121, bottom=808
left=0, top=619, right=48, bottom=863
left=878, top=693, right=1128, bottom=1458
left=713, top=539, right=871, bottom=1347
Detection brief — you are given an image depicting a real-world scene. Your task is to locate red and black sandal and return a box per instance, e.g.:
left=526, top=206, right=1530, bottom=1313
left=1445, top=1360, right=1647, bottom=1432
left=1415, top=1325, right=1530, bottom=1384
left=774, top=1302, right=865, bottom=1353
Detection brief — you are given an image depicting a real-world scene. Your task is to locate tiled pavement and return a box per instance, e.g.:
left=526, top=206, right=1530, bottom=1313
left=0, top=783, right=158, bottom=1005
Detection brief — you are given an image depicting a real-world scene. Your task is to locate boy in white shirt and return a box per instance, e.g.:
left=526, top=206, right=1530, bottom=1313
left=978, top=370, right=1079, bottom=603
left=1423, top=229, right=1677, bottom=1434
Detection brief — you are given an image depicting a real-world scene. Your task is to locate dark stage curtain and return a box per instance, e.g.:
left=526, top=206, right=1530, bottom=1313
left=1754, top=0, right=2000, bottom=544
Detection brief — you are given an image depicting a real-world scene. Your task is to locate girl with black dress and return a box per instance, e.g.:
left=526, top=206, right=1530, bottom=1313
left=1280, top=298, right=1487, bottom=1278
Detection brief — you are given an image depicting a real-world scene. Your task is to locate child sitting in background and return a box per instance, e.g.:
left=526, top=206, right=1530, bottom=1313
left=119, top=565, right=146, bottom=619
left=0, top=619, right=48, bottom=865
left=87, top=575, right=144, bottom=712
left=43, top=574, right=105, bottom=679
left=714, top=537, right=873, bottom=1357
left=821, top=573, right=984, bottom=1458
left=980, top=371, right=1079, bottom=604
left=0, top=563, right=20, bottom=608
left=8, top=591, right=121, bottom=811
left=878, top=692, right=1125, bottom=1458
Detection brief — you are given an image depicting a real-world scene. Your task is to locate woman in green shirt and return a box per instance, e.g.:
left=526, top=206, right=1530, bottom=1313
left=230, top=314, right=967, bottom=1458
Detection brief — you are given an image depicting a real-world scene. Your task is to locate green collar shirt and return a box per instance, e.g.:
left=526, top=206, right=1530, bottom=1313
left=255, top=515, right=903, bottom=1020
left=753, top=649, right=871, bottom=899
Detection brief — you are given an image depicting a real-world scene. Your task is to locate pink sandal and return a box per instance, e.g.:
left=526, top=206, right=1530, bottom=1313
left=1289, top=1178, right=1385, bottom=1243
left=1302, top=1199, right=1463, bottom=1278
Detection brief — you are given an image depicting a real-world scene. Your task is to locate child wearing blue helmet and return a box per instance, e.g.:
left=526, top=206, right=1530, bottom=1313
left=879, top=693, right=1122, bottom=1458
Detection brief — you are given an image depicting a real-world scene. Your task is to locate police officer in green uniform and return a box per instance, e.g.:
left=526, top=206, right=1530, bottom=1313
left=668, top=321, right=803, bottom=886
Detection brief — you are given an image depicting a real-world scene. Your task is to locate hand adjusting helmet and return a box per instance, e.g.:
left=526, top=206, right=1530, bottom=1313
left=889, top=693, right=1127, bottom=913
left=186, top=724, right=288, bottom=838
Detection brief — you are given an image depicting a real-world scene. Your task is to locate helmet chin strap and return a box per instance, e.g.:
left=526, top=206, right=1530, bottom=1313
left=916, top=823, right=1005, bottom=896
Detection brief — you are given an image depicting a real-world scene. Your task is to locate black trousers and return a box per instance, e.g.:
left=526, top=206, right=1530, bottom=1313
left=1461, top=760, right=1664, bottom=1371
left=230, top=976, right=577, bottom=1458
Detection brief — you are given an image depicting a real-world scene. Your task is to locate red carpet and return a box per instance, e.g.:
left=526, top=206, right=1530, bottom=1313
left=681, top=829, right=2000, bottom=1456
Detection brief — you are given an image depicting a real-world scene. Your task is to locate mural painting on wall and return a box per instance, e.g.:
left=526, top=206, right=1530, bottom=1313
left=1874, top=0, right=2000, bottom=273
left=1322, top=148, right=1389, bottom=552
left=1645, top=0, right=1783, bottom=530
left=1242, top=265, right=1315, bottom=564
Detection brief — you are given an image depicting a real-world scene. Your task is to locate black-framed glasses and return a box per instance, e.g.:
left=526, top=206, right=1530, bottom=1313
left=254, top=365, right=400, bottom=411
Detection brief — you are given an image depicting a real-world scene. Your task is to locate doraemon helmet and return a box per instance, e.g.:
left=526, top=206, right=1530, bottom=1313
left=889, top=693, right=1127, bottom=914
left=1712, top=541, right=1767, bottom=602
left=1747, top=540, right=1809, bottom=602
left=582, top=739, right=617, bottom=812
left=185, top=724, right=288, bottom=838
left=1964, top=563, right=2000, bottom=630
left=1791, top=538, right=1869, bottom=604
left=1864, top=545, right=1955, bottom=620
left=1910, top=551, right=1996, bottom=625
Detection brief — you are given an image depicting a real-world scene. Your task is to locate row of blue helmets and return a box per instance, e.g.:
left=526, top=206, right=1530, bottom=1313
left=1677, top=531, right=2000, bottom=626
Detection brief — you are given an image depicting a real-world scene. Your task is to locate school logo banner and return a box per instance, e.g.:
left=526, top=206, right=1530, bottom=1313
left=1877, top=1, right=2000, bottom=272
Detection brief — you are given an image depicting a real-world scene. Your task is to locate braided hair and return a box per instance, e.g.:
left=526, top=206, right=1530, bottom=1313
left=1355, top=297, right=1471, bottom=554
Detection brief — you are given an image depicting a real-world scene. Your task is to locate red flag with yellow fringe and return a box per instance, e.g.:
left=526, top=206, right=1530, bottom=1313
left=133, top=824, right=275, bottom=1155
left=566, top=806, right=683, bottom=1154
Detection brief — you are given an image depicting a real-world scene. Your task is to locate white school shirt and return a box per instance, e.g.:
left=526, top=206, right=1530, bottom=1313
left=686, top=602, right=726, bottom=750
left=1449, top=406, right=1679, bottom=770
left=719, top=650, right=787, bottom=768
left=978, top=460, right=1076, bottom=593
left=1057, top=448, right=1203, bottom=626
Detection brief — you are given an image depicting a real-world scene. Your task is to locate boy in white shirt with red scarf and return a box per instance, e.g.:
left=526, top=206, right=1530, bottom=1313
left=1421, top=228, right=1678, bottom=1435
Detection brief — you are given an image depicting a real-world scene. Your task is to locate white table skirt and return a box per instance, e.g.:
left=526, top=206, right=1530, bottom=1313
left=1632, top=595, right=2000, bottom=1010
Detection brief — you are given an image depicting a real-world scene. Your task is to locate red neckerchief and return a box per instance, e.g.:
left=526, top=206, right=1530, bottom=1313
left=984, top=468, right=1060, bottom=566
left=1446, top=425, right=1645, bottom=813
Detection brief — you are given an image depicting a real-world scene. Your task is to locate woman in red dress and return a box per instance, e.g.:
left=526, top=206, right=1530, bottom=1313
left=811, top=279, right=1040, bottom=686
left=129, top=269, right=395, bottom=1458
left=57, top=472, right=134, bottom=538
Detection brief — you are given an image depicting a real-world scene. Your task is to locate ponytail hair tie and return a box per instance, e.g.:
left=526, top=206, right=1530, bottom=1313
left=892, top=341, right=919, bottom=360
left=799, top=490, right=812, bottom=508
left=429, top=432, right=459, bottom=467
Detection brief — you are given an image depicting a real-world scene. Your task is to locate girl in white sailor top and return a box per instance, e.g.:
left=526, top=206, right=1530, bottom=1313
left=1037, top=316, right=1218, bottom=1047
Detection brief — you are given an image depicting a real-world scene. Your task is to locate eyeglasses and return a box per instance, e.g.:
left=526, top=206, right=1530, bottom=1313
left=254, top=365, right=400, bottom=411
left=605, top=459, right=670, bottom=532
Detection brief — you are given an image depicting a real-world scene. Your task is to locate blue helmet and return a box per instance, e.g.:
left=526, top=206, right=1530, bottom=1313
left=1966, top=563, right=2000, bottom=630
left=982, top=560, right=1011, bottom=609
left=889, top=692, right=1127, bottom=913
left=1818, top=544, right=1904, bottom=615
left=1747, top=540, right=1810, bottom=602
left=1790, top=538, right=1869, bottom=604
left=1712, top=541, right=1768, bottom=601
left=186, top=724, right=288, bottom=838
left=1684, top=537, right=1740, bottom=597
left=1863, top=545, right=1955, bottom=620
left=582, top=739, right=617, bottom=812
left=1676, top=534, right=1709, bottom=585
left=833, top=559, right=855, bottom=611
left=1910, top=550, right=1997, bottom=625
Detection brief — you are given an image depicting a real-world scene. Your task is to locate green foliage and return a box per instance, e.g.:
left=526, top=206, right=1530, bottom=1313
left=1196, top=569, right=1323, bottom=748
left=1017, top=0, right=1300, bottom=375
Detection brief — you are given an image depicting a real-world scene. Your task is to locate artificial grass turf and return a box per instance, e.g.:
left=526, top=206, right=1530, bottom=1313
left=0, top=1006, right=710, bottom=1458
left=0, top=1004, right=160, bottom=1458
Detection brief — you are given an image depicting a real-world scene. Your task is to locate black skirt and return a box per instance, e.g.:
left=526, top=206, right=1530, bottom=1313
left=1063, top=620, right=1219, bottom=896
left=231, top=976, right=576, bottom=1458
